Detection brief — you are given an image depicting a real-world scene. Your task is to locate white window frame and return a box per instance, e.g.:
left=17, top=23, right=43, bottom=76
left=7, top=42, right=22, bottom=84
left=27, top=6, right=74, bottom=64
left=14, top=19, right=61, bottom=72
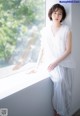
left=0, top=0, right=49, bottom=100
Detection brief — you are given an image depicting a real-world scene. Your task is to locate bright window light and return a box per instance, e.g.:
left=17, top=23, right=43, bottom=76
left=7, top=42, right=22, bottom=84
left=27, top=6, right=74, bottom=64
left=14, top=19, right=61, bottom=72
left=0, top=0, right=45, bottom=72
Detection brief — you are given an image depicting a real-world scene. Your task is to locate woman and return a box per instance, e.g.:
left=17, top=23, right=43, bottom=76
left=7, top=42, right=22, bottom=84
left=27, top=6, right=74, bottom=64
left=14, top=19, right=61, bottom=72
left=36, top=3, right=75, bottom=116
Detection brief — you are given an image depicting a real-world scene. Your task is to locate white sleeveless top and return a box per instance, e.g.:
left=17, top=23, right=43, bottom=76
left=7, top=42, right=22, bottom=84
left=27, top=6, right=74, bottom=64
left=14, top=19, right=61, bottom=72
left=40, top=24, right=75, bottom=68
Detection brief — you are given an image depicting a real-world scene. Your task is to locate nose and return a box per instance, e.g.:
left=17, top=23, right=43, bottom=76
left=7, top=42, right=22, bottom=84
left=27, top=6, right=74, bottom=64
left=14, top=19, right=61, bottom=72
left=55, top=14, right=59, bottom=18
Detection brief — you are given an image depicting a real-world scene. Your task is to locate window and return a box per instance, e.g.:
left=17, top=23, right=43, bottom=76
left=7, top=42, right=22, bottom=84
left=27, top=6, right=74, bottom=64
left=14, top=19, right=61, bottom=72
left=0, top=0, right=45, bottom=77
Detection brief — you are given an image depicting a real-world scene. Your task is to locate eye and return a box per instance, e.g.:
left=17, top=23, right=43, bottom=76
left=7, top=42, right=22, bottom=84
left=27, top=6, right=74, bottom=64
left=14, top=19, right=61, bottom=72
left=59, top=13, right=62, bottom=16
left=54, top=12, right=56, bottom=14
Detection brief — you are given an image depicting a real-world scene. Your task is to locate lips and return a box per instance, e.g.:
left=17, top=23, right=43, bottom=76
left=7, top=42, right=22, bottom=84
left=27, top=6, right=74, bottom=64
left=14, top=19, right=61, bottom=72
left=55, top=18, right=58, bottom=20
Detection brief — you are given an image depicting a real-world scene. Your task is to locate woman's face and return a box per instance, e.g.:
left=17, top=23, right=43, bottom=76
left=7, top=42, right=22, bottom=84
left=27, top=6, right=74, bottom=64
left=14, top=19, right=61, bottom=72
left=51, top=8, right=63, bottom=23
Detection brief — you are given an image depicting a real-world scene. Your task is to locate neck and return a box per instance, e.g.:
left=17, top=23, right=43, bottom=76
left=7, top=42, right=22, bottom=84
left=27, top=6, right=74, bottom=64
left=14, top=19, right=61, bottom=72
left=51, top=22, right=62, bottom=35
left=53, top=22, right=61, bottom=28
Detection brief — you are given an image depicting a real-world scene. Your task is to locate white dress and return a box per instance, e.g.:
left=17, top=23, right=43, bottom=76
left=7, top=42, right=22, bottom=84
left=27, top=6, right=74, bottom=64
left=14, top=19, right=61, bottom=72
left=40, top=24, right=75, bottom=116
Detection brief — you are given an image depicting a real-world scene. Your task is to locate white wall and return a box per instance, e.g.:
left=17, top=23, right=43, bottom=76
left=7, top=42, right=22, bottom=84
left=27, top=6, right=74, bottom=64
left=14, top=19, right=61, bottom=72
left=71, top=3, right=80, bottom=113
left=0, top=78, right=54, bottom=116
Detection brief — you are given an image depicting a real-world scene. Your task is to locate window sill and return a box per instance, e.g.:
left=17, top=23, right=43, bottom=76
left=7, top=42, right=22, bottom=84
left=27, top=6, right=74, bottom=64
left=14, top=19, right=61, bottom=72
left=0, top=64, right=50, bottom=100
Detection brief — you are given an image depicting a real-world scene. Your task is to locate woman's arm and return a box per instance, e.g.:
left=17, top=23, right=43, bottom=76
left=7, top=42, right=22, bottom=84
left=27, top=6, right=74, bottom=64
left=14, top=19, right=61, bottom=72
left=48, top=31, right=72, bottom=71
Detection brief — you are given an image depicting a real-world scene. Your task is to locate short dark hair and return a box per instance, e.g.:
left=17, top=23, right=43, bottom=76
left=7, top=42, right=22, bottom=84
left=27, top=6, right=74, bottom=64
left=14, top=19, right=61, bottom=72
left=48, top=4, right=66, bottom=22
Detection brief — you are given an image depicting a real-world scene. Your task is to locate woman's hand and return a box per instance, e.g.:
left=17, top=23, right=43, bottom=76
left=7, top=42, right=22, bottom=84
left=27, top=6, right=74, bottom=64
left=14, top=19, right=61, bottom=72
left=48, top=62, right=58, bottom=72
left=26, top=67, right=38, bottom=74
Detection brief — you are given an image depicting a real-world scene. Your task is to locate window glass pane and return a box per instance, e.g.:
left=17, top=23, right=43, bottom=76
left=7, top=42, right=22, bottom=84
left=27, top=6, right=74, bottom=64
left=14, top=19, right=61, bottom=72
left=0, top=0, right=45, bottom=68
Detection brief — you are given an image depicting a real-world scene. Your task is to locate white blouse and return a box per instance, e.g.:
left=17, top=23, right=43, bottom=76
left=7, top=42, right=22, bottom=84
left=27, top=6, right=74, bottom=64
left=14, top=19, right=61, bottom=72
left=40, top=24, right=75, bottom=68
